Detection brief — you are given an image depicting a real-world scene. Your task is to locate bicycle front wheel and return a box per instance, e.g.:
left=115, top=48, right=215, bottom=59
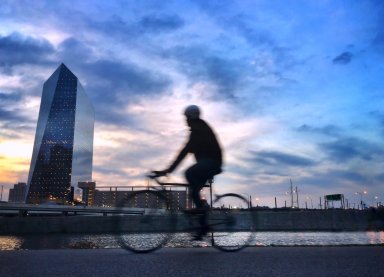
left=114, top=190, right=176, bottom=253
left=209, top=193, right=254, bottom=252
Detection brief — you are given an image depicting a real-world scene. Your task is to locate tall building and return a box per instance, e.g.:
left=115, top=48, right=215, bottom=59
left=78, top=181, right=96, bottom=206
left=26, top=63, right=94, bottom=204
left=8, top=182, right=27, bottom=203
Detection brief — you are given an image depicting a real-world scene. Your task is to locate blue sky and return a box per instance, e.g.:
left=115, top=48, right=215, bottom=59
left=0, top=0, right=383, bottom=208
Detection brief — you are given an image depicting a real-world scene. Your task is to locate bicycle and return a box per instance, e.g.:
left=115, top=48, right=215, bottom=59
left=114, top=173, right=255, bottom=253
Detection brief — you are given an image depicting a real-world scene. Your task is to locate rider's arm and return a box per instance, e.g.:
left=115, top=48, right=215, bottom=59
left=166, top=144, right=189, bottom=173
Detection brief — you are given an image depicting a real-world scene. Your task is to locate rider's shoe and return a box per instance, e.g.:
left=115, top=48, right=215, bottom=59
left=192, top=225, right=209, bottom=241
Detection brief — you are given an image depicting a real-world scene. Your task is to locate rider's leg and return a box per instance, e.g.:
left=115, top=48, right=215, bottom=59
left=185, top=163, right=208, bottom=209
left=185, top=162, right=215, bottom=239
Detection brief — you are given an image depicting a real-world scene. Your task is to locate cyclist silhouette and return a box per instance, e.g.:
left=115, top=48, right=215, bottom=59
left=154, top=105, right=223, bottom=240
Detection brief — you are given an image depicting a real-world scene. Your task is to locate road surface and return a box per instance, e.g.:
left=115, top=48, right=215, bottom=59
left=1, top=246, right=383, bottom=276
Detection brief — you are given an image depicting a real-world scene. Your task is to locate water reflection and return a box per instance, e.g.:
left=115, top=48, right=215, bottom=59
left=253, top=231, right=384, bottom=246
left=1, top=231, right=383, bottom=250
left=367, top=231, right=384, bottom=245
left=0, top=236, right=23, bottom=250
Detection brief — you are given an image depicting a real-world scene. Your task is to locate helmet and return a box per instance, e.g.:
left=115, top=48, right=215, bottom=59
left=184, top=105, right=200, bottom=119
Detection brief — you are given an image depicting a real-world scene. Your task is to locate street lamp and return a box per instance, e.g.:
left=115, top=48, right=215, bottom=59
left=255, top=197, right=260, bottom=207
left=306, top=197, right=313, bottom=209
left=355, top=190, right=367, bottom=210
left=373, top=196, right=379, bottom=207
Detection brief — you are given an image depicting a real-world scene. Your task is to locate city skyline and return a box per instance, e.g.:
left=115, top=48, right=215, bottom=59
left=0, top=1, right=383, bottom=207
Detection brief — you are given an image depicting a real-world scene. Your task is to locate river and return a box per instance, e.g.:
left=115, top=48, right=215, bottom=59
left=1, top=231, right=383, bottom=250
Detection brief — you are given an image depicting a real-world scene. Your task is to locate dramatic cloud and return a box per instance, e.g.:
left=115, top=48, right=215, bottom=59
left=319, top=138, right=383, bottom=162
left=86, top=60, right=171, bottom=95
left=0, top=91, right=32, bottom=128
left=58, top=38, right=93, bottom=63
left=138, top=14, right=185, bottom=33
left=0, top=32, right=55, bottom=67
left=163, top=46, right=248, bottom=99
left=332, top=52, right=353, bottom=65
left=297, top=124, right=342, bottom=137
left=249, top=150, right=317, bottom=167
left=0, top=91, right=22, bottom=103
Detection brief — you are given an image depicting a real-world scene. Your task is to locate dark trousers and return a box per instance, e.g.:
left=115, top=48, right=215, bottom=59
left=185, top=159, right=221, bottom=234
left=185, top=159, right=221, bottom=209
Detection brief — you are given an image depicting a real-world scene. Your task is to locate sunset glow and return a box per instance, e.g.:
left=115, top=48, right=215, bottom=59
left=0, top=1, right=383, bottom=207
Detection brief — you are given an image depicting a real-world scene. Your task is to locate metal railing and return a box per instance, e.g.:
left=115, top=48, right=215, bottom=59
left=0, top=203, right=144, bottom=217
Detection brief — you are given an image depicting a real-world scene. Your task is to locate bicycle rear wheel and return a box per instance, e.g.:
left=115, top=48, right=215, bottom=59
left=114, top=190, right=176, bottom=253
left=209, top=193, right=254, bottom=252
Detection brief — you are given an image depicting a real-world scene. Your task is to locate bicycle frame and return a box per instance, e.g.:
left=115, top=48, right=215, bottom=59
left=147, top=174, right=214, bottom=207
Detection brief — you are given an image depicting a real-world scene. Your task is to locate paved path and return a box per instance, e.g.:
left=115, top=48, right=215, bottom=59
left=1, top=246, right=383, bottom=277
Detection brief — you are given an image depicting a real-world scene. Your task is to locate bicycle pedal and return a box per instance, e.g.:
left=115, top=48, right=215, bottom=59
left=191, top=235, right=204, bottom=241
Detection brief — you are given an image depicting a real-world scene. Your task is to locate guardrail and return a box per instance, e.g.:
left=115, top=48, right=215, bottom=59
left=0, top=203, right=144, bottom=217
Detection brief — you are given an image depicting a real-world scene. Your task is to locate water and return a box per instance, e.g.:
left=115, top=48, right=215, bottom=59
left=1, top=231, right=383, bottom=250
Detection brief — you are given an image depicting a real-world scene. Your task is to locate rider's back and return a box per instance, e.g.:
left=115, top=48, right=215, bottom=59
left=186, top=119, right=222, bottom=167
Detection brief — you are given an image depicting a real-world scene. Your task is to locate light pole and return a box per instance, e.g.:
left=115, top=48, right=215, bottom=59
left=255, top=197, right=259, bottom=207
left=355, top=190, right=367, bottom=210
left=240, top=194, right=251, bottom=208
left=306, top=197, right=313, bottom=209
left=373, top=196, right=379, bottom=207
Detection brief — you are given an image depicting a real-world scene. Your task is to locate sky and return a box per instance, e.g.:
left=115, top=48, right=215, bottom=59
left=0, top=0, right=383, bottom=208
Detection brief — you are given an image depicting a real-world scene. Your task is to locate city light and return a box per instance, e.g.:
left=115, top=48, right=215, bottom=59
left=255, top=198, right=259, bottom=207
left=355, top=191, right=368, bottom=209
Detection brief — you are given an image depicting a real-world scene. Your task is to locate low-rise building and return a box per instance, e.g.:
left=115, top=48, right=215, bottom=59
left=8, top=183, right=27, bottom=203
left=94, top=188, right=188, bottom=210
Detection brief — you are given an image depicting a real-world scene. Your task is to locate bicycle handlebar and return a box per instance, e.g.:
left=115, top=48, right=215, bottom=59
left=147, top=171, right=165, bottom=178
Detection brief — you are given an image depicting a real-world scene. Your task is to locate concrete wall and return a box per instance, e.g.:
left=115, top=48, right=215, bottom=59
left=0, top=209, right=383, bottom=235
left=253, top=209, right=384, bottom=231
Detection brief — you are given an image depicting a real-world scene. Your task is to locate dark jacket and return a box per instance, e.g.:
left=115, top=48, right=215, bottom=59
left=167, top=119, right=222, bottom=172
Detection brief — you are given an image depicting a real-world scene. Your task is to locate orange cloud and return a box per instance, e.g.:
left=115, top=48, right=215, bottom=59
left=0, top=156, right=29, bottom=184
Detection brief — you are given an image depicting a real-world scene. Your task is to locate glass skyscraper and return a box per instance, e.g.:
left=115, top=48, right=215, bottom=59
left=26, top=64, right=94, bottom=204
